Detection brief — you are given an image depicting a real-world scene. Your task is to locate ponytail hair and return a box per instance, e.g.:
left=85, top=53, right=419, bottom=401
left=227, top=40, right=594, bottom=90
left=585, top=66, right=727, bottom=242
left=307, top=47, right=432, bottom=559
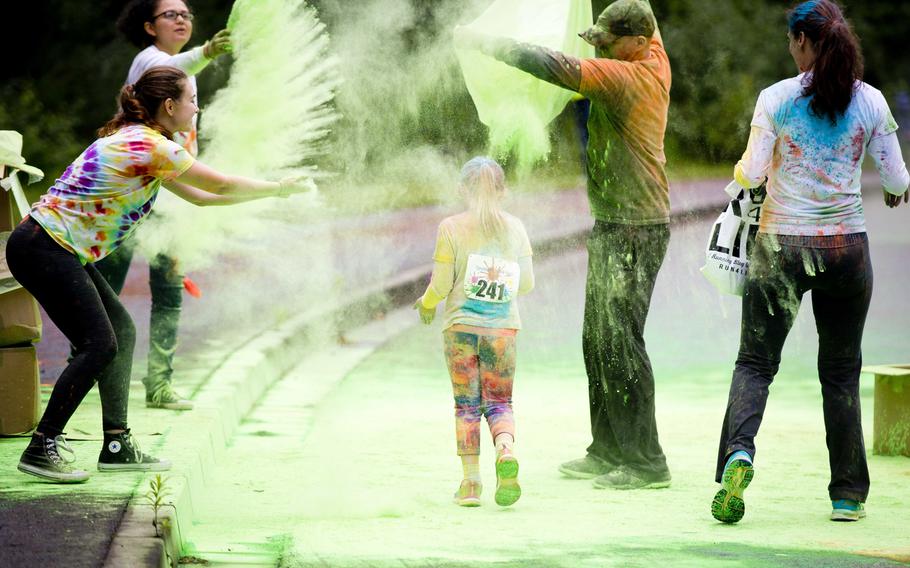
left=459, top=156, right=507, bottom=239
left=788, top=0, right=864, bottom=124
left=98, top=66, right=188, bottom=138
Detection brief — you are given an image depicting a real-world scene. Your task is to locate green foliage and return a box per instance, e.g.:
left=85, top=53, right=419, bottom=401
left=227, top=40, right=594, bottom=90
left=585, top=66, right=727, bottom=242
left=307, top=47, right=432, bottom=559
left=656, top=0, right=792, bottom=163
left=145, top=474, right=172, bottom=538
left=2, top=0, right=907, bottom=195
left=0, top=82, right=84, bottom=186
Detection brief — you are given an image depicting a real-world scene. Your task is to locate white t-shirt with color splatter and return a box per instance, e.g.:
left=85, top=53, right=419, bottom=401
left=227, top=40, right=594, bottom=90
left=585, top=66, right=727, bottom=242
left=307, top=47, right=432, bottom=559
left=735, top=73, right=908, bottom=236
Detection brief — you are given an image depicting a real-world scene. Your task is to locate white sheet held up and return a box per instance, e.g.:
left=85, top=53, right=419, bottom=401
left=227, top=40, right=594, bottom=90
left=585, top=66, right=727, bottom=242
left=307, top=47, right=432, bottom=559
left=456, top=0, right=593, bottom=171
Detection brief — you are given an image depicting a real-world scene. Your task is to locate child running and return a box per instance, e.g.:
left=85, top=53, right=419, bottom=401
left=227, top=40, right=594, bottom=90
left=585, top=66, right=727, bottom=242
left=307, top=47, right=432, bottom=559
left=415, top=157, right=534, bottom=507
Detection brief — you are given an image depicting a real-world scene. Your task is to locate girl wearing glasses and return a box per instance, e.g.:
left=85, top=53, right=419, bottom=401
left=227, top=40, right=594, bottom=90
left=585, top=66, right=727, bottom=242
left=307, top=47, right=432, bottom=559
left=88, top=0, right=233, bottom=412
left=118, top=0, right=231, bottom=157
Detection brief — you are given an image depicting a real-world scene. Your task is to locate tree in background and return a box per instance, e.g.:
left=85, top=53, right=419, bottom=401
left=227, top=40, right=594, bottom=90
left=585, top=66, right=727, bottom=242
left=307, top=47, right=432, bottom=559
left=2, top=0, right=907, bottom=191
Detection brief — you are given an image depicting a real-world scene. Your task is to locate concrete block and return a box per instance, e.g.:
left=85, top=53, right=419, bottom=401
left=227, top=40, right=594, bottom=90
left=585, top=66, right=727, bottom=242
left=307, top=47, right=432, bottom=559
left=863, top=364, right=910, bottom=457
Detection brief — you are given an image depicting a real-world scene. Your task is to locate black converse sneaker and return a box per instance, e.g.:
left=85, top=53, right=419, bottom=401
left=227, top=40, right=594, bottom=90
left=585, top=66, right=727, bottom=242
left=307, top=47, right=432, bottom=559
left=18, top=433, right=90, bottom=483
left=97, top=430, right=171, bottom=472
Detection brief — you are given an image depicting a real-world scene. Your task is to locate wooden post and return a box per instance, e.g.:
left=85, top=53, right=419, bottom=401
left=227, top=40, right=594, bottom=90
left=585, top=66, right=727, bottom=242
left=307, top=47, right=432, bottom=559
left=862, top=364, right=910, bottom=457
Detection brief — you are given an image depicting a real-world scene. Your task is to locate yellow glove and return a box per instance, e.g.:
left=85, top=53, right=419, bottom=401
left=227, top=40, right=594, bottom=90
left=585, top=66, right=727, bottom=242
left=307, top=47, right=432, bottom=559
left=413, top=298, right=436, bottom=325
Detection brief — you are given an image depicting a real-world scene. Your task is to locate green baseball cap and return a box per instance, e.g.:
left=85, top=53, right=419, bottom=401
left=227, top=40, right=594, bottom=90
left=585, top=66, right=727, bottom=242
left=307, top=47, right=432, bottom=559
left=580, top=0, right=656, bottom=46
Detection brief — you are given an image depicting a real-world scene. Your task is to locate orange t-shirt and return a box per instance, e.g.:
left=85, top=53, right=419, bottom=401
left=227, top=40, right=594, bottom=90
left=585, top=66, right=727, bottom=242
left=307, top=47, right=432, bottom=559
left=578, top=37, right=671, bottom=224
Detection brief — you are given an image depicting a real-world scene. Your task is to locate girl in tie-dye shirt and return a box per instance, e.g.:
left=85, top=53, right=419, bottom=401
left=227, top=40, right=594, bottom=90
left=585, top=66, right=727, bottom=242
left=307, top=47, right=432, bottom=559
left=415, top=157, right=534, bottom=508
left=6, top=66, right=313, bottom=484
left=30, top=124, right=194, bottom=263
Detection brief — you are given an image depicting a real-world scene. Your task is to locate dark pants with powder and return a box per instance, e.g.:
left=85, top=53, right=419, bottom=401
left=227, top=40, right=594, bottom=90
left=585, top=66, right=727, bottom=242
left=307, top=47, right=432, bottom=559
left=583, top=221, right=670, bottom=478
left=715, top=232, right=872, bottom=502
left=6, top=218, right=135, bottom=436
left=94, top=234, right=183, bottom=393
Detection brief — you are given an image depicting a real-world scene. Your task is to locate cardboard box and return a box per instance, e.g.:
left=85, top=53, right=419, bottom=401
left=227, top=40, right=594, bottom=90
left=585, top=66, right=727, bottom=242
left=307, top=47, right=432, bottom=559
left=0, top=286, right=42, bottom=346
left=0, top=345, right=41, bottom=435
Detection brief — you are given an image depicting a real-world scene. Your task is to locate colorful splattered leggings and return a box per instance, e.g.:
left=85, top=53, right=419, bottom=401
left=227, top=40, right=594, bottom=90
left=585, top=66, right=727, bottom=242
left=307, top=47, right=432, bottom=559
left=443, top=329, right=516, bottom=456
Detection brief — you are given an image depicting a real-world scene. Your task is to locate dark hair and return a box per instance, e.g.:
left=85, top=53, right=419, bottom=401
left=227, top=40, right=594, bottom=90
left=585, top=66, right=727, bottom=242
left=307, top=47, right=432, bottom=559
left=788, top=0, right=864, bottom=124
left=116, top=0, right=192, bottom=48
left=98, top=67, right=188, bottom=138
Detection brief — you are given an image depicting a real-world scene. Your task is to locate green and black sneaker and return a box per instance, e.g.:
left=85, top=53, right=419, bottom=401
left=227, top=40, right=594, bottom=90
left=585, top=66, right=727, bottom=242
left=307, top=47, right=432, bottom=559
left=712, top=457, right=754, bottom=523
left=146, top=383, right=194, bottom=410
left=18, top=433, right=90, bottom=483
left=831, top=499, right=866, bottom=522
left=97, top=430, right=171, bottom=472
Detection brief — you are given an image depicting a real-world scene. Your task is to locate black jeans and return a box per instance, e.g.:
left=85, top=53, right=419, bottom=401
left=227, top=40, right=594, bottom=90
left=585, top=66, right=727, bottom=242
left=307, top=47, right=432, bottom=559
left=582, top=221, right=670, bottom=477
left=93, top=227, right=183, bottom=391
left=716, top=232, right=872, bottom=502
left=6, top=218, right=135, bottom=436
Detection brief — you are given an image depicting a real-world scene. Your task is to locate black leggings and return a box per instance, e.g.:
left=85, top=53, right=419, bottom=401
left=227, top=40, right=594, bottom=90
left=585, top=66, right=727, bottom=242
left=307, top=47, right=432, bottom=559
left=6, top=218, right=135, bottom=437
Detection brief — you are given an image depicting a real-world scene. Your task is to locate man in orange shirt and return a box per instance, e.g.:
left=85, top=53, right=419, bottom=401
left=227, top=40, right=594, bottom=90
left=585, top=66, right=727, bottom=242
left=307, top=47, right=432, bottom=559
left=458, top=0, right=672, bottom=489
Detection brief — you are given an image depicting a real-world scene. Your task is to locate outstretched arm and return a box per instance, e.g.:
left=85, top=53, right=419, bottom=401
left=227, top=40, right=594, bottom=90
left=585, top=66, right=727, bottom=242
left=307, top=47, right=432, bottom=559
left=134, top=45, right=211, bottom=78
left=131, top=30, right=231, bottom=80
left=168, top=161, right=311, bottom=206
left=456, top=28, right=582, bottom=92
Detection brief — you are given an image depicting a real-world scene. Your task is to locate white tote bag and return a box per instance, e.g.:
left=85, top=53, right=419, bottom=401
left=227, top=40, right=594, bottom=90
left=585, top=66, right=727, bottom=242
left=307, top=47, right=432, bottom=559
left=700, top=181, right=766, bottom=296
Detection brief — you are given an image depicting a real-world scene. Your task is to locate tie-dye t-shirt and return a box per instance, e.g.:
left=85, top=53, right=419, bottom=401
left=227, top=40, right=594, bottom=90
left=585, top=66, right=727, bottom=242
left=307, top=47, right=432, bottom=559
left=432, top=212, right=533, bottom=330
left=745, top=74, right=899, bottom=236
left=29, top=124, right=194, bottom=263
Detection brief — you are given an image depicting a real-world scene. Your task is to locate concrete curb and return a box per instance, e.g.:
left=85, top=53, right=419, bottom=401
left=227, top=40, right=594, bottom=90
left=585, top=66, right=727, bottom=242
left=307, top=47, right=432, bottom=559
left=103, top=183, right=733, bottom=567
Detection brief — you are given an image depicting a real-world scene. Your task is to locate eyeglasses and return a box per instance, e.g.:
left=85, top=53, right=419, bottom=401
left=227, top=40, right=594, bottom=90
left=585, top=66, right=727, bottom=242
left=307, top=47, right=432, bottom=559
left=152, top=10, right=195, bottom=22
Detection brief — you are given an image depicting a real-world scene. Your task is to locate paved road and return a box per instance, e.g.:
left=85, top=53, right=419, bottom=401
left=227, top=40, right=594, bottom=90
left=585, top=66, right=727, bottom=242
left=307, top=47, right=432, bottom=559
left=179, top=189, right=910, bottom=566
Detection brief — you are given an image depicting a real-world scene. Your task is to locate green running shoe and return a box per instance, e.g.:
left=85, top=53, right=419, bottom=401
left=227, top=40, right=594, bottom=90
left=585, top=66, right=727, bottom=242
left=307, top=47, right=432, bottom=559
left=494, top=450, right=521, bottom=506
left=712, top=458, right=754, bottom=523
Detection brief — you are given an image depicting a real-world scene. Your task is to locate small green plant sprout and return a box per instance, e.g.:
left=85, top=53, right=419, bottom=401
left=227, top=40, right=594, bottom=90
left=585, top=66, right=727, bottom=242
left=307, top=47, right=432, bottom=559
left=145, top=474, right=171, bottom=537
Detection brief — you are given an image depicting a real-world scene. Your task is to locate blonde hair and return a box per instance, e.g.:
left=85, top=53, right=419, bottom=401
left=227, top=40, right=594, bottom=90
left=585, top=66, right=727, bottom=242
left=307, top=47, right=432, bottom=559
left=459, top=156, right=506, bottom=239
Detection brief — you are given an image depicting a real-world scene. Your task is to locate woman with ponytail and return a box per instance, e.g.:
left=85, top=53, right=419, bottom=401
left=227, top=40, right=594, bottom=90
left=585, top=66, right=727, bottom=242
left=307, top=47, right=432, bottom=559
left=6, top=66, right=313, bottom=483
left=415, top=156, right=534, bottom=507
left=711, top=0, right=909, bottom=524
left=96, top=0, right=232, bottom=413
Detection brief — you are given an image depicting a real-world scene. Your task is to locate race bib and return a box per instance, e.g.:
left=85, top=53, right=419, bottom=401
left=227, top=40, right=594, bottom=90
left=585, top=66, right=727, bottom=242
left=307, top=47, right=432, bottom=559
left=463, top=253, right=520, bottom=304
